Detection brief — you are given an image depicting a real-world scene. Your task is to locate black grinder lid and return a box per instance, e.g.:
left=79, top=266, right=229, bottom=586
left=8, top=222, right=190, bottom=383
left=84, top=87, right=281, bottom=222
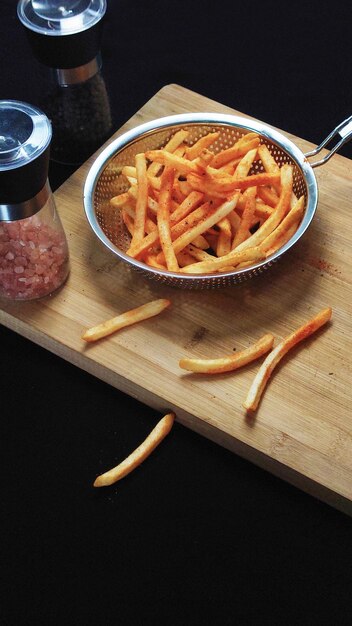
left=0, top=100, right=51, bottom=208
left=17, top=0, right=107, bottom=69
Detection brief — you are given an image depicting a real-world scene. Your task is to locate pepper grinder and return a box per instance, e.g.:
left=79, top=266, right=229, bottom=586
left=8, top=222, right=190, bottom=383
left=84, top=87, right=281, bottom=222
left=0, top=100, right=70, bottom=300
left=17, top=0, right=112, bottom=165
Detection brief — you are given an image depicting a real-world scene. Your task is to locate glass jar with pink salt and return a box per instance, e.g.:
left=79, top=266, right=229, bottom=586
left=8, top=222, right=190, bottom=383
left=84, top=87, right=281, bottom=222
left=0, top=100, right=70, bottom=300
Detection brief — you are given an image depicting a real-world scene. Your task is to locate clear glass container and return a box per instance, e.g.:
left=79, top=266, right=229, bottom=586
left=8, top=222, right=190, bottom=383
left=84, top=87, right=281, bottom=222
left=41, top=62, right=112, bottom=164
left=17, top=0, right=112, bottom=165
left=0, top=191, right=70, bottom=300
left=0, top=100, right=70, bottom=300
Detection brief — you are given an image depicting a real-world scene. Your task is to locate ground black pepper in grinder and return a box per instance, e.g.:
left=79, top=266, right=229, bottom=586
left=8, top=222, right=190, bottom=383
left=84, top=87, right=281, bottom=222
left=17, top=0, right=112, bottom=165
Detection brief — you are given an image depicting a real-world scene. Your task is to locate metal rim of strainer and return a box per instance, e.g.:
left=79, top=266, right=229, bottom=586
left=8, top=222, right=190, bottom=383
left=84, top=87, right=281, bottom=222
left=83, top=113, right=318, bottom=287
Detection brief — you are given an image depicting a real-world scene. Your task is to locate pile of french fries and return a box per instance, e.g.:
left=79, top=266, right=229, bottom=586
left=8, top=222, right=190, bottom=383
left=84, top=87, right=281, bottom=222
left=83, top=298, right=332, bottom=487
left=110, top=128, right=305, bottom=274
left=82, top=129, right=331, bottom=489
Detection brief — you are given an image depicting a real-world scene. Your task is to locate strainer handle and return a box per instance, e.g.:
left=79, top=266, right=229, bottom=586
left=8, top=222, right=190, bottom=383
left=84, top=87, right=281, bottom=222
left=304, top=115, right=352, bottom=167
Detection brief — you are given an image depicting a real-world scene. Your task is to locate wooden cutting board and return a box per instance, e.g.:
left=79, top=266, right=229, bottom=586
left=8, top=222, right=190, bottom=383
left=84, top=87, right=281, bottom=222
left=2, top=84, right=352, bottom=515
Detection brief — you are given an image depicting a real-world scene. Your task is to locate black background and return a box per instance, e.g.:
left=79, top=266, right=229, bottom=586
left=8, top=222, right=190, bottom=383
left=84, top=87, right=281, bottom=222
left=1, top=1, right=352, bottom=625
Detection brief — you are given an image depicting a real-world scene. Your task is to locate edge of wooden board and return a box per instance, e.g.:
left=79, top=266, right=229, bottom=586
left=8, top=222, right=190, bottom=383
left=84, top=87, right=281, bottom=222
left=2, top=84, right=351, bottom=516
left=1, top=308, right=351, bottom=517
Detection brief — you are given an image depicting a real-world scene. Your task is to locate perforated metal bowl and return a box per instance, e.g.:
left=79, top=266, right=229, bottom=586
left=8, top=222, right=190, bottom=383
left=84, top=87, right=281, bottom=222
left=83, top=112, right=352, bottom=288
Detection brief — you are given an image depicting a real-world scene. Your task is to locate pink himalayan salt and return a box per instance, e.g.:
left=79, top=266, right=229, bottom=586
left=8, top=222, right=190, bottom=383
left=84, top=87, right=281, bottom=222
left=0, top=217, right=69, bottom=300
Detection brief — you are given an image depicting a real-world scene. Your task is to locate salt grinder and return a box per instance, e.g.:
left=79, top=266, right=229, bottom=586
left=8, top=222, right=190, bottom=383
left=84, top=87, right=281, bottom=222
left=17, top=0, right=112, bottom=164
left=0, top=100, right=70, bottom=300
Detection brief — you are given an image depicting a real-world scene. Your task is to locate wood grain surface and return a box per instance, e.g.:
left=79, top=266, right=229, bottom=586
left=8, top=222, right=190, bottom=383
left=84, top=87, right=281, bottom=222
left=1, top=84, right=352, bottom=514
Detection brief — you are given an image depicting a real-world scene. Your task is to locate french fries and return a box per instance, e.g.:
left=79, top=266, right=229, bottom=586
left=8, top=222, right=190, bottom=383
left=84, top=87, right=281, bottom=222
left=82, top=298, right=171, bottom=342
left=94, top=412, right=175, bottom=487
left=159, top=194, right=241, bottom=263
left=231, top=186, right=257, bottom=249
left=179, top=333, right=274, bottom=374
left=243, top=307, right=332, bottom=411
left=184, top=131, right=219, bottom=160
left=210, top=133, right=260, bottom=168
left=157, top=166, right=179, bottom=271
left=260, top=196, right=304, bottom=254
left=131, top=153, right=148, bottom=246
left=147, top=129, right=189, bottom=177
left=233, top=164, right=293, bottom=253
left=181, top=245, right=265, bottom=274
left=109, top=128, right=305, bottom=274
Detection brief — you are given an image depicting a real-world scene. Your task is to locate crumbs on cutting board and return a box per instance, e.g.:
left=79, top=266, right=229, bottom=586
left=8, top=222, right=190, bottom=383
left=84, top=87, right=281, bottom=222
left=308, top=256, right=341, bottom=276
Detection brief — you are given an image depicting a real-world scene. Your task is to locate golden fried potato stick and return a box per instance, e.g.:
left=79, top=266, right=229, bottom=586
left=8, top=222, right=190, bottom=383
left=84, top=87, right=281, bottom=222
left=257, top=144, right=280, bottom=174
left=186, top=244, right=215, bottom=262
left=112, top=186, right=159, bottom=223
left=94, top=413, right=175, bottom=487
left=218, top=158, right=241, bottom=175
left=216, top=231, right=231, bottom=257
left=131, top=153, right=148, bottom=245
left=177, top=178, right=193, bottom=197
left=233, top=148, right=258, bottom=180
left=188, top=171, right=281, bottom=196
left=186, top=173, right=228, bottom=198
left=144, top=253, right=167, bottom=270
left=82, top=299, right=171, bottom=342
left=172, top=177, right=188, bottom=204
left=127, top=197, right=209, bottom=260
left=210, top=161, right=240, bottom=178
left=176, top=249, right=199, bottom=267
left=157, top=166, right=179, bottom=271
left=122, top=165, right=137, bottom=178
left=167, top=202, right=212, bottom=241
left=179, top=333, right=275, bottom=374
left=192, top=234, right=209, bottom=250
left=125, top=175, right=137, bottom=186
left=260, top=195, right=304, bottom=253
left=256, top=185, right=279, bottom=207
left=233, top=164, right=293, bottom=252
left=257, top=143, right=281, bottom=194
left=264, top=222, right=300, bottom=257
left=211, top=134, right=260, bottom=168
left=182, top=245, right=265, bottom=274
left=216, top=217, right=232, bottom=256
left=173, top=143, right=187, bottom=158
left=227, top=209, right=242, bottom=234
left=254, top=201, right=274, bottom=220
left=171, top=191, right=206, bottom=222
left=154, top=200, right=216, bottom=264
left=243, top=307, right=332, bottom=411
left=121, top=210, right=135, bottom=237
left=147, top=175, right=162, bottom=191
left=145, top=149, right=204, bottom=176
left=196, top=148, right=215, bottom=167
left=147, top=128, right=189, bottom=176
left=166, top=193, right=241, bottom=259
left=231, top=186, right=257, bottom=249
left=122, top=204, right=158, bottom=235
left=185, top=131, right=220, bottom=160
left=128, top=185, right=159, bottom=216
left=110, top=191, right=131, bottom=208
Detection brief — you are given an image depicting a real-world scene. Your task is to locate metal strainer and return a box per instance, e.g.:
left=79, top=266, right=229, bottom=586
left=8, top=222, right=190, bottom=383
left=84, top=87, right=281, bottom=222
left=83, top=112, right=352, bottom=288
